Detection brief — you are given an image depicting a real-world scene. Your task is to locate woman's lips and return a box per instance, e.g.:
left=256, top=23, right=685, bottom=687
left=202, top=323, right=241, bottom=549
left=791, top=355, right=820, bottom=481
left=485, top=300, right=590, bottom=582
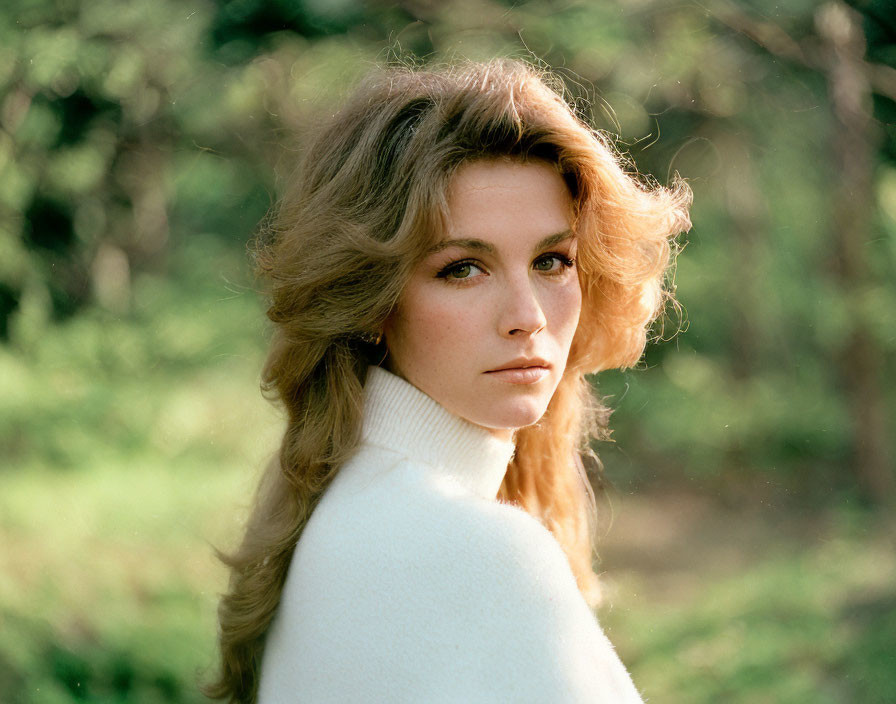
left=484, top=366, right=550, bottom=384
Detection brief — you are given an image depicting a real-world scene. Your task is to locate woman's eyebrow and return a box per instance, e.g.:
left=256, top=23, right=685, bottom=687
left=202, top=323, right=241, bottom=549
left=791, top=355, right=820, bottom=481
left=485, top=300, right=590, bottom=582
left=427, top=230, right=574, bottom=255
left=536, top=230, right=574, bottom=251
left=427, top=238, right=496, bottom=255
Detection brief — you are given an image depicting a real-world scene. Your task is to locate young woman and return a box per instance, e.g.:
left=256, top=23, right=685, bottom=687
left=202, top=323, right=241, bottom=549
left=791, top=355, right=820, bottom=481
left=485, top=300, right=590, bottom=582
left=206, top=59, right=691, bottom=703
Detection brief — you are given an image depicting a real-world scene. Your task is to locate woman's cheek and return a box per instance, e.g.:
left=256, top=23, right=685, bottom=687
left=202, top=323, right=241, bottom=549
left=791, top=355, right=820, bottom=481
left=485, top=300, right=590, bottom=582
left=546, top=279, right=583, bottom=333
left=427, top=288, right=482, bottom=333
left=567, top=282, right=584, bottom=328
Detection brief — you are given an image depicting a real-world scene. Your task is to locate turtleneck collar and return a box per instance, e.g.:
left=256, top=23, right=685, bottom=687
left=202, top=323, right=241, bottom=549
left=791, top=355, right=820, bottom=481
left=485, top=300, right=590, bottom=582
left=361, top=366, right=516, bottom=501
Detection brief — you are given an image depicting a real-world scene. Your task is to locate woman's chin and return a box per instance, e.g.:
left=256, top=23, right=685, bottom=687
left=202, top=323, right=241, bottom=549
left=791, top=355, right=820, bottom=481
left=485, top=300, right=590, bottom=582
left=467, top=400, right=549, bottom=438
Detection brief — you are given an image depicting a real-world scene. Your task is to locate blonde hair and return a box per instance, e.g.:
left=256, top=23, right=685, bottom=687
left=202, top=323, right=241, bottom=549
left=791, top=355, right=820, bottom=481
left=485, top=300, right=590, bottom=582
left=205, top=58, right=691, bottom=702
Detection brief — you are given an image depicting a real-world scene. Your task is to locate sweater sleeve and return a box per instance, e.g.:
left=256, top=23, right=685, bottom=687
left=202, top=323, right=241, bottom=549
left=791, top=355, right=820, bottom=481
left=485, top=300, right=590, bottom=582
left=259, top=465, right=644, bottom=704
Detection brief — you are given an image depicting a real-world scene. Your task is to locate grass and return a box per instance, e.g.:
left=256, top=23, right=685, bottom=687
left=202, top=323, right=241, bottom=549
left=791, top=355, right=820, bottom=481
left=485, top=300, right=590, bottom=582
left=0, top=460, right=256, bottom=703
left=598, top=494, right=896, bottom=703
left=1, top=237, right=894, bottom=702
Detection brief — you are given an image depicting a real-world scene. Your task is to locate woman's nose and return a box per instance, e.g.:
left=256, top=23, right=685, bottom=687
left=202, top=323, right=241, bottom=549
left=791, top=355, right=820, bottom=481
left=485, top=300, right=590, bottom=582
left=499, top=275, right=548, bottom=337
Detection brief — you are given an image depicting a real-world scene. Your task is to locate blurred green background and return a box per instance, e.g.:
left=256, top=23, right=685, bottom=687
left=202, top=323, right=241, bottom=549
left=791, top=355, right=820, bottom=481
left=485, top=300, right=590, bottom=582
left=1, top=0, right=894, bottom=702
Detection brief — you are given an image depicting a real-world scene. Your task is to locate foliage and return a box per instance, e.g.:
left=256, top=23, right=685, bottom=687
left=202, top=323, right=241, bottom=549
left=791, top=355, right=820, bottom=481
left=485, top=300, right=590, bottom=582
left=2, top=0, right=895, bottom=701
left=0, top=240, right=279, bottom=702
left=3, top=0, right=893, bottom=494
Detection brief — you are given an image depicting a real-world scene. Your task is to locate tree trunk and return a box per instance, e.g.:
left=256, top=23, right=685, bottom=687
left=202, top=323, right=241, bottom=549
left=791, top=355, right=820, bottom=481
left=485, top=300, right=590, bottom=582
left=818, top=1, right=893, bottom=500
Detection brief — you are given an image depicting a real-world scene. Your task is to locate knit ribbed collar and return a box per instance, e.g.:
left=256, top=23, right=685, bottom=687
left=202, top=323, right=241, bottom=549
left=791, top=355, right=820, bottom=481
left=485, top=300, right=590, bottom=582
left=362, top=366, right=516, bottom=501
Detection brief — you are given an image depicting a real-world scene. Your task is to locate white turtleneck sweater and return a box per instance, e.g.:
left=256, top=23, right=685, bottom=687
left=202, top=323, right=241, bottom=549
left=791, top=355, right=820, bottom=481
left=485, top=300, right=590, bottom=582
left=258, top=366, right=643, bottom=703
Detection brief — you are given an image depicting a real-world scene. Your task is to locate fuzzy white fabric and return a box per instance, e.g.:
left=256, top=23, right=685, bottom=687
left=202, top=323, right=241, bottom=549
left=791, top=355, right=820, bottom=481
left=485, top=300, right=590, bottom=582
left=258, top=366, right=644, bottom=703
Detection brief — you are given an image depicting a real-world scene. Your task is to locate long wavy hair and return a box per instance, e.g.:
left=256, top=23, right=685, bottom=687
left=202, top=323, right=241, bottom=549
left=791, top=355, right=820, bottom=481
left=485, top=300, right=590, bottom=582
left=205, top=58, right=691, bottom=703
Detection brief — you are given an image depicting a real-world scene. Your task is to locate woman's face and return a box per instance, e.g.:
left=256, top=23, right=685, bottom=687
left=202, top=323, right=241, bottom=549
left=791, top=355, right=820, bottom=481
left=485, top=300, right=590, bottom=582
left=384, top=158, right=582, bottom=440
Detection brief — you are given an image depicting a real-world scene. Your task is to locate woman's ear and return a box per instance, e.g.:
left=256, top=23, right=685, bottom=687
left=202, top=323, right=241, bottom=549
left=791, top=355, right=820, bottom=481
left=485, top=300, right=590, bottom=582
left=372, top=316, right=393, bottom=370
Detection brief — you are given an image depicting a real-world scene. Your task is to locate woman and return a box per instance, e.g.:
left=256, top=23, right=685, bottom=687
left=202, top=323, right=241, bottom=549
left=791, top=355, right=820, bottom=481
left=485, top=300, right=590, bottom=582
left=206, top=59, right=691, bottom=703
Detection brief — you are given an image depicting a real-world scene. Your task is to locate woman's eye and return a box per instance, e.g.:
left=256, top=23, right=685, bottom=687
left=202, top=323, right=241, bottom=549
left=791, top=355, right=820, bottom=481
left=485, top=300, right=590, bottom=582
left=437, top=261, right=484, bottom=280
left=533, top=254, right=575, bottom=273
left=449, top=263, right=473, bottom=278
